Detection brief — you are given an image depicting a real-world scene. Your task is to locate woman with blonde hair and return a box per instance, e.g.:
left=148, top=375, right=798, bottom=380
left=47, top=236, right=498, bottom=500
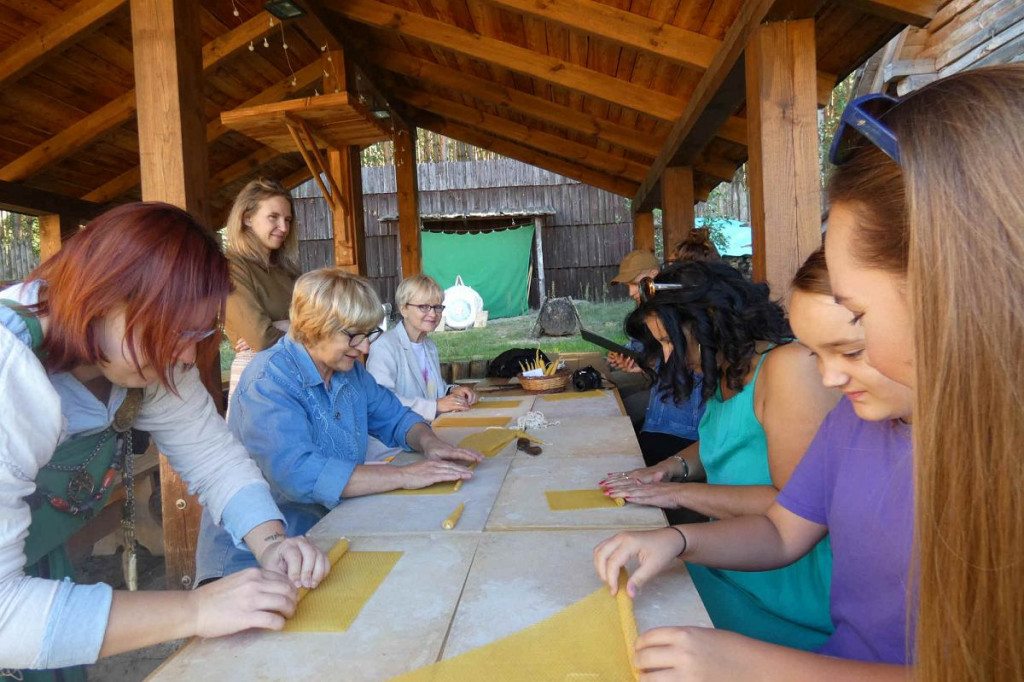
left=223, top=178, right=301, bottom=403
left=196, top=269, right=482, bottom=582
left=367, top=273, right=478, bottom=421
left=822, top=65, right=1023, bottom=681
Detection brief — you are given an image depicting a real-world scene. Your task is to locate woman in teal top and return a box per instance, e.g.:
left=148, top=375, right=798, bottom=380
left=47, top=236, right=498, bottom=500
left=602, top=261, right=838, bottom=650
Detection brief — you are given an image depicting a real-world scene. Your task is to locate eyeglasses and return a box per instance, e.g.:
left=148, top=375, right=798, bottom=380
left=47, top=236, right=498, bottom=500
left=340, top=327, right=384, bottom=347
left=829, top=93, right=902, bottom=166
left=406, top=303, right=445, bottom=314
left=638, top=277, right=686, bottom=303
left=178, top=327, right=219, bottom=343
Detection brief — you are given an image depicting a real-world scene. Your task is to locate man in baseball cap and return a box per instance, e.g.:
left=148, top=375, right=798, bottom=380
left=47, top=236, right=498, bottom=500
left=609, top=249, right=660, bottom=303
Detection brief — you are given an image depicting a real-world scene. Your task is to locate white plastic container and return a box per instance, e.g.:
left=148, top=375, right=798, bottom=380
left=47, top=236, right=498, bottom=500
left=442, top=275, right=484, bottom=330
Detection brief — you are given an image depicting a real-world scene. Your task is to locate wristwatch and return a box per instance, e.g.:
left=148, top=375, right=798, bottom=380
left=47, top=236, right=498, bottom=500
left=669, top=454, right=690, bottom=482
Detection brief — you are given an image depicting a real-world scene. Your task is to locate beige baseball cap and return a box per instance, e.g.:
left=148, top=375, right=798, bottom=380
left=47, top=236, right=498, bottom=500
left=610, top=250, right=660, bottom=284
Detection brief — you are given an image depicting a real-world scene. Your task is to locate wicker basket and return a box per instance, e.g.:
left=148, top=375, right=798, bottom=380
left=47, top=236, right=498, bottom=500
left=517, top=369, right=572, bottom=394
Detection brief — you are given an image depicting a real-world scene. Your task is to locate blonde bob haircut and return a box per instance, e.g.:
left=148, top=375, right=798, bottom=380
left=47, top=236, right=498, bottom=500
left=289, top=269, right=384, bottom=346
left=224, top=177, right=300, bottom=274
left=395, top=273, right=444, bottom=310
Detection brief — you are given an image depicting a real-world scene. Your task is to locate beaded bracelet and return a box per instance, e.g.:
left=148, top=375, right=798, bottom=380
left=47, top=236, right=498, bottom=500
left=668, top=525, right=688, bottom=556
left=669, top=454, right=690, bottom=481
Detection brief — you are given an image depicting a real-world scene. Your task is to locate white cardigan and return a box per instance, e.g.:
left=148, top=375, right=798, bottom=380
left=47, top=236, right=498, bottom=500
left=365, top=322, right=450, bottom=422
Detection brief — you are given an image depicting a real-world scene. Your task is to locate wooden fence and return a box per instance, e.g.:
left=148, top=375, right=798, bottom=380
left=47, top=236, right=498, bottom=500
left=0, top=211, right=38, bottom=284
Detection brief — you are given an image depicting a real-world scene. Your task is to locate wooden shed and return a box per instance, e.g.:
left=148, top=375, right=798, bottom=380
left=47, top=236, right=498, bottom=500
left=295, top=156, right=635, bottom=308
left=0, top=0, right=938, bottom=586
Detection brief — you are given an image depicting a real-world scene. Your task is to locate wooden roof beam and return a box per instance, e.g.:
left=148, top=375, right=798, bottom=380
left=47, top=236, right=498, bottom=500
left=0, top=0, right=128, bottom=88
left=83, top=60, right=323, bottom=203
left=209, top=146, right=283, bottom=193
left=414, top=113, right=639, bottom=198
left=395, top=88, right=649, bottom=182
left=0, top=179, right=106, bottom=219
left=372, top=50, right=660, bottom=158
left=0, top=11, right=277, bottom=184
left=633, top=0, right=779, bottom=212
left=319, top=0, right=687, bottom=121
left=481, top=0, right=720, bottom=71
left=841, top=0, right=937, bottom=27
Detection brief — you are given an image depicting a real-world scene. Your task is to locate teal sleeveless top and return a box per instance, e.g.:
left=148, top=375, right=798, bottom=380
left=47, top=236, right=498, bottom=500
left=687, top=348, right=834, bottom=651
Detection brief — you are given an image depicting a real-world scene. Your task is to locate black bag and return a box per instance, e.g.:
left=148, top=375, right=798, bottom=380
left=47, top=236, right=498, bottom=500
left=488, top=348, right=552, bottom=378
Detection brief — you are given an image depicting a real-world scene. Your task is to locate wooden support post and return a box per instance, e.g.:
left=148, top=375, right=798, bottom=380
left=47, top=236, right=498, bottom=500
left=38, top=214, right=62, bottom=261
left=328, top=147, right=366, bottom=275
left=661, top=167, right=694, bottom=259
left=130, top=0, right=214, bottom=590
left=745, top=19, right=821, bottom=297
left=534, top=216, right=547, bottom=309
left=395, top=123, right=421, bottom=278
left=633, top=211, right=655, bottom=252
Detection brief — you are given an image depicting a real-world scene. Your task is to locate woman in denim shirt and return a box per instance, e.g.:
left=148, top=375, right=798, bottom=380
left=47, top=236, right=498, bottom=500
left=197, top=269, right=482, bottom=583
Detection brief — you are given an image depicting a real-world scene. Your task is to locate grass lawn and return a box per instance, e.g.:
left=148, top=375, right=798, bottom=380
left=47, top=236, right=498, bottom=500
left=431, top=299, right=633, bottom=362
left=220, top=299, right=634, bottom=369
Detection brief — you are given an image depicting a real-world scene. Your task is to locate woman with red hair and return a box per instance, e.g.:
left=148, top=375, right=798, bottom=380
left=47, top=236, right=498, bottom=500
left=0, top=202, right=328, bottom=680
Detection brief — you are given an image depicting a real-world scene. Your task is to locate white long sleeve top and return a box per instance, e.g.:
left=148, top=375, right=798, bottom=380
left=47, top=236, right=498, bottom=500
left=0, top=282, right=282, bottom=670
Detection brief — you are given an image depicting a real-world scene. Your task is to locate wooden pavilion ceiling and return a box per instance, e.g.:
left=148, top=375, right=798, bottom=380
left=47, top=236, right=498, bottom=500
left=0, top=0, right=936, bottom=224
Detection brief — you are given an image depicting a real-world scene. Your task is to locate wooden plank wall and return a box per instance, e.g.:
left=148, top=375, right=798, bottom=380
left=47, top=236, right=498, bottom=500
left=293, top=158, right=633, bottom=308
left=0, top=211, right=38, bottom=283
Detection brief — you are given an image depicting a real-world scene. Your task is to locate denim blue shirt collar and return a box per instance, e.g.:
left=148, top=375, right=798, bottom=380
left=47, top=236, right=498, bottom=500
left=280, top=334, right=329, bottom=390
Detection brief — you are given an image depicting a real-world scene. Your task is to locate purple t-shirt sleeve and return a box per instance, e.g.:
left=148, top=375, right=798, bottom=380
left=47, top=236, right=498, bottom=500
left=776, top=401, right=849, bottom=526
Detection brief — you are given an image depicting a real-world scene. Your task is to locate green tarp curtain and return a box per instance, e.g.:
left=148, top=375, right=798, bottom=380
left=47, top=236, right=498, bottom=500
left=422, top=224, right=535, bottom=320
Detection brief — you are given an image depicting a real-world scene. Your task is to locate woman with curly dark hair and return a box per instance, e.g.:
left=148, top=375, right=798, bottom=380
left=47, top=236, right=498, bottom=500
left=600, top=260, right=838, bottom=651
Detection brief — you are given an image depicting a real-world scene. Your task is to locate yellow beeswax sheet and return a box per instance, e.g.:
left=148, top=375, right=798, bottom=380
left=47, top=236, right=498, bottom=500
left=385, top=480, right=460, bottom=495
left=385, top=461, right=477, bottom=495
left=283, top=543, right=402, bottom=633
left=457, top=429, right=518, bottom=457
left=471, top=400, right=522, bottom=410
left=434, top=416, right=511, bottom=428
left=390, top=571, right=638, bottom=681
left=539, top=390, right=607, bottom=402
left=546, top=489, right=627, bottom=511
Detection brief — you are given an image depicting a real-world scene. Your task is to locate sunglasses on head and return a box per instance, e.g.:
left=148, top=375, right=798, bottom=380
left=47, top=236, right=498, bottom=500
left=829, top=93, right=902, bottom=166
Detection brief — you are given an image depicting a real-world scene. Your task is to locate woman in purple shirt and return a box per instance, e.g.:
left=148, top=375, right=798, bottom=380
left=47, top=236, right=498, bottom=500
left=594, top=248, right=914, bottom=680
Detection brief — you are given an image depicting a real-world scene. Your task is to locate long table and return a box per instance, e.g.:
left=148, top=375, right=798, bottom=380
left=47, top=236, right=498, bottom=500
left=149, top=387, right=710, bottom=681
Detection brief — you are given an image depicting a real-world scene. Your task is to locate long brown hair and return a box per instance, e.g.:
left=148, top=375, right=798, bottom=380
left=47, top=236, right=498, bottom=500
left=28, top=202, right=230, bottom=391
left=790, top=246, right=831, bottom=297
left=224, top=177, right=300, bottom=274
left=829, top=65, right=1024, bottom=681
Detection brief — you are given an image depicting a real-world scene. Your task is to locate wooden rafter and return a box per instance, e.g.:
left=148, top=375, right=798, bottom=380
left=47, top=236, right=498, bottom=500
left=208, top=146, right=281, bottom=192
left=395, top=88, right=650, bottom=182
left=83, top=60, right=323, bottom=203
left=0, top=11, right=277, bottom=184
left=319, top=0, right=687, bottom=121
left=371, top=50, right=660, bottom=158
left=414, top=113, right=639, bottom=198
left=0, top=0, right=128, bottom=88
left=842, top=0, right=937, bottom=27
left=633, top=0, right=779, bottom=212
left=0, top=179, right=104, bottom=218
left=481, top=0, right=720, bottom=71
